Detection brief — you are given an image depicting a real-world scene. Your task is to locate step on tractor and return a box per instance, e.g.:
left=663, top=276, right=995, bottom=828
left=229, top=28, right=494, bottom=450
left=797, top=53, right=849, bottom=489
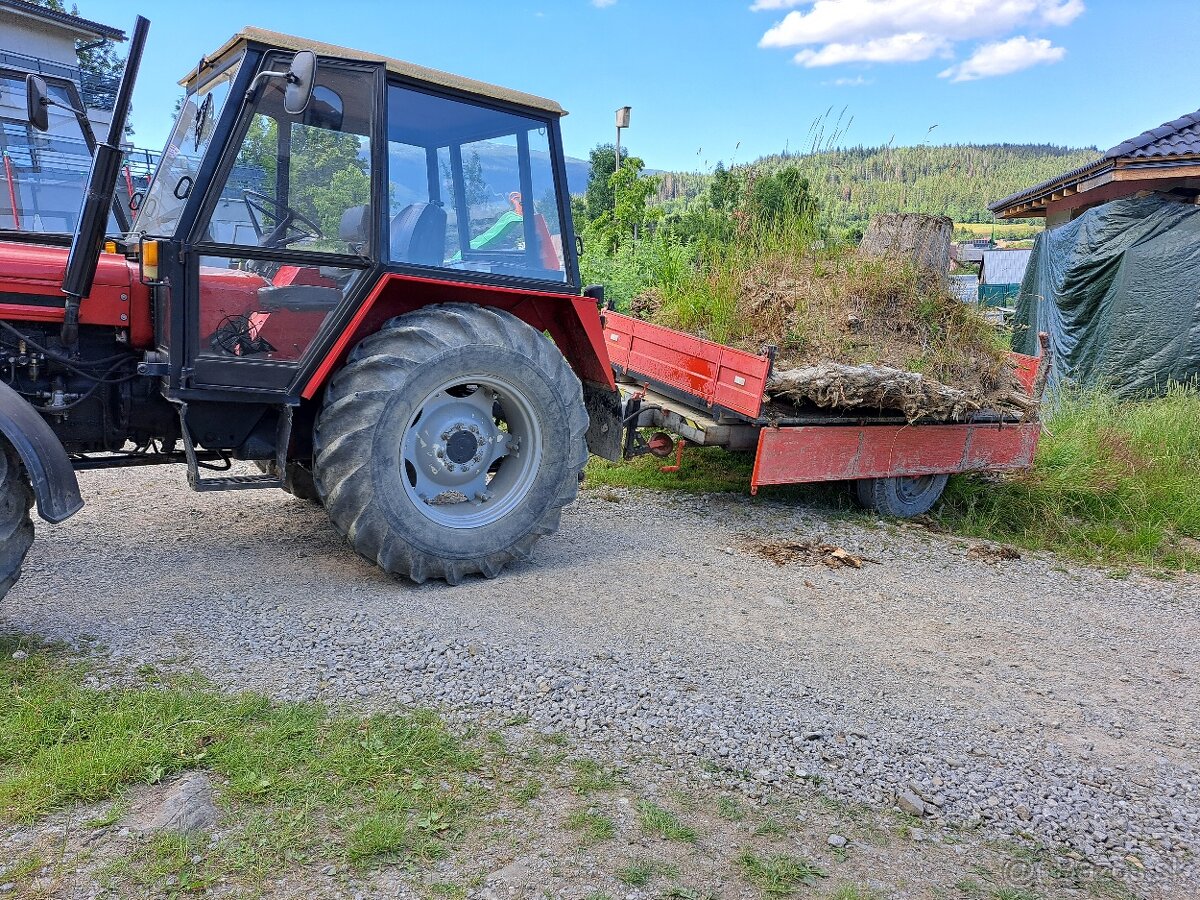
left=0, top=18, right=628, bottom=594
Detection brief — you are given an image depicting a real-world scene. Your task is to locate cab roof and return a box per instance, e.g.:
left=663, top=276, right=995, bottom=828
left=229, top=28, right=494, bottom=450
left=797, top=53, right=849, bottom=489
left=186, top=26, right=567, bottom=117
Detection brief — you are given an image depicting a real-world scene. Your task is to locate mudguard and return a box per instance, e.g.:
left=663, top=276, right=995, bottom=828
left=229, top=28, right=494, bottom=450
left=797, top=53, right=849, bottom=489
left=0, top=381, right=84, bottom=524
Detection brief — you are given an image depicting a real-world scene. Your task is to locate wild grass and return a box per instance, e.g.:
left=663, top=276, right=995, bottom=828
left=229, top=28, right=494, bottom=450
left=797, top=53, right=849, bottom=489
left=636, top=800, right=698, bottom=843
left=0, top=636, right=485, bottom=890
left=737, top=850, right=825, bottom=895
left=939, top=384, right=1200, bottom=571
left=564, top=808, right=616, bottom=844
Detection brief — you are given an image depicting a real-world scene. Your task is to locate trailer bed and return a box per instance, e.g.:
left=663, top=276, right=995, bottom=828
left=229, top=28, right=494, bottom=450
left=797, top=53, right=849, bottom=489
left=604, top=310, right=1042, bottom=498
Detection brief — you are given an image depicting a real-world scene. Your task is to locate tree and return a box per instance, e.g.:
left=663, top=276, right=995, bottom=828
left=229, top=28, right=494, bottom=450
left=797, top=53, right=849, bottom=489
left=709, top=162, right=740, bottom=213
left=584, top=143, right=627, bottom=223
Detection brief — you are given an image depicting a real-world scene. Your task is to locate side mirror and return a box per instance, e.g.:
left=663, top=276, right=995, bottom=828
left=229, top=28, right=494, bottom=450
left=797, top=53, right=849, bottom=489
left=26, top=74, right=49, bottom=132
left=284, top=50, right=316, bottom=116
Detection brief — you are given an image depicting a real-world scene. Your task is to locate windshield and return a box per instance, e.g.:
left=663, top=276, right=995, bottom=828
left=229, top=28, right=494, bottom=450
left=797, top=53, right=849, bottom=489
left=0, top=71, right=98, bottom=233
left=132, top=55, right=242, bottom=238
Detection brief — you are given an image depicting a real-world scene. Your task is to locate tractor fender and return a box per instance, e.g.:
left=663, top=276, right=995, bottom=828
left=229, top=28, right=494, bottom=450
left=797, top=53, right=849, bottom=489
left=0, top=381, right=84, bottom=524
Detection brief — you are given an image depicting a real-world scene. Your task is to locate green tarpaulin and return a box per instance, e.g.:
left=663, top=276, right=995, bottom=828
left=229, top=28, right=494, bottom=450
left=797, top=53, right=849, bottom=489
left=1013, top=195, right=1200, bottom=395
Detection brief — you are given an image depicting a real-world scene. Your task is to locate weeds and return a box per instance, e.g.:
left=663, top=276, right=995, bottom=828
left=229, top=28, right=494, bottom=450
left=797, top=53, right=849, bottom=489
left=636, top=800, right=698, bottom=843
left=940, top=384, right=1200, bottom=571
left=737, top=850, right=826, bottom=895
left=571, top=758, right=620, bottom=795
left=565, top=808, right=616, bottom=844
left=616, top=856, right=680, bottom=886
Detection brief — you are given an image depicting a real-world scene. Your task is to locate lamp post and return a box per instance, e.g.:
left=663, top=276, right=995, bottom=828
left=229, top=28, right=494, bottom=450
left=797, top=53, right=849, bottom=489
left=615, top=105, right=631, bottom=174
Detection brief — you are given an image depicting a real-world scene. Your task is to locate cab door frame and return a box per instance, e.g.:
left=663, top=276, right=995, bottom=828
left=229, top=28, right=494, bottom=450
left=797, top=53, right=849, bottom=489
left=174, top=48, right=387, bottom=400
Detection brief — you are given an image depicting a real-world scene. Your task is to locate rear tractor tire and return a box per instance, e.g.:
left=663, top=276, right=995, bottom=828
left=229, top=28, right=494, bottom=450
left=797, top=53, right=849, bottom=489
left=256, top=459, right=320, bottom=503
left=855, top=473, right=949, bottom=518
left=0, top=442, right=35, bottom=601
left=313, top=304, right=589, bottom=585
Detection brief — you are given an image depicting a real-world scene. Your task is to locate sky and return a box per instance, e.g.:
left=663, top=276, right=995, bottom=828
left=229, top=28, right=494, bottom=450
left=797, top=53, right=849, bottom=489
left=80, top=0, right=1200, bottom=172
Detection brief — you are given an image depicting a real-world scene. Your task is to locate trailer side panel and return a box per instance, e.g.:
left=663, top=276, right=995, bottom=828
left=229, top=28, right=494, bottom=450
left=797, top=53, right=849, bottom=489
left=750, top=423, right=1040, bottom=491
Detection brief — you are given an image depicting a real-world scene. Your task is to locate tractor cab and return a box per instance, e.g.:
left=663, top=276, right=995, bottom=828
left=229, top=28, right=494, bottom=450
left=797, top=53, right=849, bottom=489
left=131, top=29, right=577, bottom=394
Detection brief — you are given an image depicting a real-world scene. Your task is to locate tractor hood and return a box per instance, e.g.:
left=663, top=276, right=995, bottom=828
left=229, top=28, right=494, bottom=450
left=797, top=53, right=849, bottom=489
left=0, top=240, right=132, bottom=294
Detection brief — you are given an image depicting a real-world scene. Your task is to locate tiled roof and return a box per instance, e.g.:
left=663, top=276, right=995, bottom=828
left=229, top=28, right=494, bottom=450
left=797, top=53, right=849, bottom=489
left=990, top=108, right=1200, bottom=215
left=1105, top=110, right=1200, bottom=160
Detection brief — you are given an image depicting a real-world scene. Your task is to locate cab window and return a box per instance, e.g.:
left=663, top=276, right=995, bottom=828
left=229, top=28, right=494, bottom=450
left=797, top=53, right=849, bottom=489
left=386, top=83, right=565, bottom=282
left=195, top=57, right=375, bottom=366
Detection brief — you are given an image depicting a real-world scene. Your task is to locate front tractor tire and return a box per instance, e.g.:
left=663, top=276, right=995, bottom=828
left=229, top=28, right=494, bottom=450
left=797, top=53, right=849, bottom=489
left=313, top=304, right=589, bottom=585
left=0, top=442, right=35, bottom=601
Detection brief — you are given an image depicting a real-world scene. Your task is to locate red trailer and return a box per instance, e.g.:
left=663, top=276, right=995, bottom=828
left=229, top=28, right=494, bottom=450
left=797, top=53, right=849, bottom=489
left=603, top=311, right=1042, bottom=516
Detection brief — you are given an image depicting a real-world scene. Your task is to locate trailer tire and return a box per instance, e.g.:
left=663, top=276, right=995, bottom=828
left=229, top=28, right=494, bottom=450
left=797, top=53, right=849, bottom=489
left=855, top=473, right=948, bottom=518
left=0, top=441, right=35, bottom=601
left=313, top=304, right=588, bottom=585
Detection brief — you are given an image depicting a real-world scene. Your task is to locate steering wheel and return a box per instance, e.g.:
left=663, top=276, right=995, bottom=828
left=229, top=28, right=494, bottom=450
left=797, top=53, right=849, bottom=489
left=242, top=190, right=324, bottom=249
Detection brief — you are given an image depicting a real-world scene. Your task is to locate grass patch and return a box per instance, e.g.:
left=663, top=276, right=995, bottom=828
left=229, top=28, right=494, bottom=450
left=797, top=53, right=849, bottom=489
left=584, top=447, right=852, bottom=507
left=939, top=384, right=1200, bottom=572
left=636, top=800, right=698, bottom=843
left=616, top=856, right=680, bottom=887
left=753, top=817, right=789, bottom=838
left=564, top=808, right=616, bottom=844
left=570, top=757, right=619, bottom=795
left=737, top=850, right=826, bottom=895
left=716, top=795, right=746, bottom=821
left=0, top=636, right=487, bottom=890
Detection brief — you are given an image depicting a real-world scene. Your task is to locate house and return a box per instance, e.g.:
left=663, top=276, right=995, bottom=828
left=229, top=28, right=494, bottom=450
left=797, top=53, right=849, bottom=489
left=989, top=108, right=1200, bottom=227
left=978, top=249, right=1032, bottom=305
left=0, top=0, right=126, bottom=231
left=0, top=0, right=125, bottom=135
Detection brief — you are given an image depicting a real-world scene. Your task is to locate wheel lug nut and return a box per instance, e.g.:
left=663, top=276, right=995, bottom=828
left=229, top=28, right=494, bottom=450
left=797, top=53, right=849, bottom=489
left=475, top=490, right=492, bottom=501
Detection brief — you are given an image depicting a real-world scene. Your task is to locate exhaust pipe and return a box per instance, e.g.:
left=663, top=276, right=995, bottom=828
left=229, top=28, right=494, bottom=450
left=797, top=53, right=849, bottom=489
left=60, top=15, right=149, bottom=350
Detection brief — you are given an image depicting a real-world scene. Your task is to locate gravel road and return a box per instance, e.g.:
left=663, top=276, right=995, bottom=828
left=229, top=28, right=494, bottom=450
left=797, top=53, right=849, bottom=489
left=4, top=465, right=1199, bottom=896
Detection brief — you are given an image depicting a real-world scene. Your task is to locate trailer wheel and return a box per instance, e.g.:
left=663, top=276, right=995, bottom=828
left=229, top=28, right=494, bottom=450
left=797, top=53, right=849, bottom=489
left=313, top=304, right=588, bottom=585
left=855, top=474, right=948, bottom=518
left=0, top=441, right=35, bottom=601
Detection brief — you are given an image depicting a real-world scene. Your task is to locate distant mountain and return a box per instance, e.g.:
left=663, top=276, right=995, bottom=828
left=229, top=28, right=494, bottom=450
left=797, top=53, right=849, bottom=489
left=654, top=143, right=1100, bottom=225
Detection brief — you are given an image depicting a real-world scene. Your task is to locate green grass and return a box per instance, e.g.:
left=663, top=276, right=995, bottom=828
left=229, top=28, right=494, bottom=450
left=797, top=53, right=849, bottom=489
left=753, top=817, right=789, bottom=838
left=716, top=795, right=746, bottom=821
left=564, top=808, right=616, bottom=844
left=636, top=800, right=698, bottom=842
left=571, top=757, right=620, bottom=795
left=737, top=850, right=825, bottom=895
left=939, top=385, right=1200, bottom=572
left=0, top=636, right=487, bottom=891
left=616, top=856, right=680, bottom=886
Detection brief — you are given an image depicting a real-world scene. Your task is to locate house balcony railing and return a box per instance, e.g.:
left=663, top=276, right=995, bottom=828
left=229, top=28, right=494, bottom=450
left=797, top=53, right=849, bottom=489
left=0, top=49, right=119, bottom=111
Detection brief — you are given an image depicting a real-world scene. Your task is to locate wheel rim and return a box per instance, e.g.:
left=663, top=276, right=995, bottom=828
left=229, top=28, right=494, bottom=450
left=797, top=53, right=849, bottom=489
left=399, top=374, right=543, bottom=529
left=895, top=474, right=936, bottom=503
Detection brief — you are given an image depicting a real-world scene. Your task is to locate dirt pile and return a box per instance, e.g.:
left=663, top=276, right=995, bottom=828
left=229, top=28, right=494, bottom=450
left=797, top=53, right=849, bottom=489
left=648, top=214, right=1035, bottom=422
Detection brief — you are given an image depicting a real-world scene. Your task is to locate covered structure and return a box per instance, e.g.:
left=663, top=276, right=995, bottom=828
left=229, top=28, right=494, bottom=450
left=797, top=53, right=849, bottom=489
left=990, top=109, right=1200, bottom=227
left=979, top=248, right=1031, bottom=305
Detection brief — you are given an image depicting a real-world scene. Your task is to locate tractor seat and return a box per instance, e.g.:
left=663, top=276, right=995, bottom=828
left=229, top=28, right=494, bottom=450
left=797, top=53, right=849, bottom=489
left=340, top=204, right=370, bottom=254
left=257, top=284, right=343, bottom=312
left=391, top=202, right=447, bottom=267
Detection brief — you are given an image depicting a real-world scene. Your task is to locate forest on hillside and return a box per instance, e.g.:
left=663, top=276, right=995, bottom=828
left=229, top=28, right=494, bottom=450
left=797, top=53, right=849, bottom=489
left=655, top=143, right=1099, bottom=228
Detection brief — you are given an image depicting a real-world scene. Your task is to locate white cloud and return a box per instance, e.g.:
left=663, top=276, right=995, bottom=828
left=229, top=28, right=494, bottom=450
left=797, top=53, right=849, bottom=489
left=793, top=32, right=946, bottom=66
left=756, top=0, right=1082, bottom=77
left=592, top=0, right=617, bottom=6
left=939, top=35, right=1065, bottom=81
left=823, top=75, right=876, bottom=86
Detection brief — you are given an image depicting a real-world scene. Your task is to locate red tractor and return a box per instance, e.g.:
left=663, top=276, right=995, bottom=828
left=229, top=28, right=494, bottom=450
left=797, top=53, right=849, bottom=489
left=0, top=19, right=623, bottom=593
